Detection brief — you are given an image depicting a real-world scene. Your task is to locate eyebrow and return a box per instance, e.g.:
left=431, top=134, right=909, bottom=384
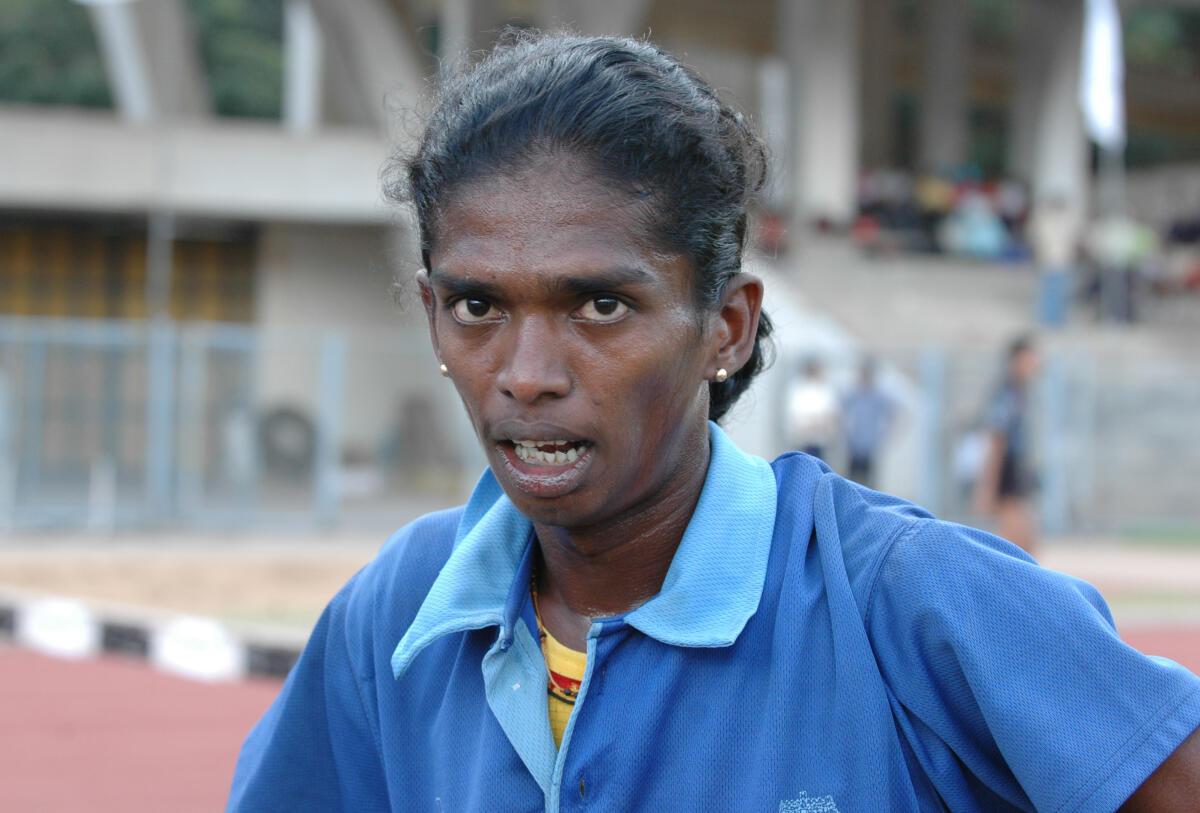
left=429, top=265, right=656, bottom=299
left=426, top=270, right=505, bottom=301
left=546, top=266, right=655, bottom=296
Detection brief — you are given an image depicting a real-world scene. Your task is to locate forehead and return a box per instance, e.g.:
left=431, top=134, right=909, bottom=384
left=429, top=162, right=678, bottom=282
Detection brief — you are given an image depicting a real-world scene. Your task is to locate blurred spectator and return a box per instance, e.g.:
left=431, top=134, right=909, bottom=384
left=1083, top=215, right=1160, bottom=323
left=994, top=178, right=1030, bottom=234
left=840, top=358, right=896, bottom=489
left=973, top=335, right=1040, bottom=555
left=853, top=168, right=1035, bottom=261
left=1027, top=195, right=1084, bottom=327
left=915, top=173, right=957, bottom=251
left=938, top=190, right=1012, bottom=260
left=785, top=358, right=839, bottom=461
left=1161, top=214, right=1200, bottom=294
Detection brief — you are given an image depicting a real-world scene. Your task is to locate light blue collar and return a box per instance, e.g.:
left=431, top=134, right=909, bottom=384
left=392, top=422, right=778, bottom=679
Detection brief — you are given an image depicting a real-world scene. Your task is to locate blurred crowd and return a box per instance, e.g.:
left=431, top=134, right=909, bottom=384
left=848, top=167, right=1200, bottom=325
left=784, top=357, right=898, bottom=493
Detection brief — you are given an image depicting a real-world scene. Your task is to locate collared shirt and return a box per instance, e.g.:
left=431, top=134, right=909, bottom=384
left=229, top=423, right=1200, bottom=812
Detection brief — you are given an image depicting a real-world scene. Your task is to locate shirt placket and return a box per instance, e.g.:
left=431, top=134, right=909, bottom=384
left=547, top=619, right=623, bottom=812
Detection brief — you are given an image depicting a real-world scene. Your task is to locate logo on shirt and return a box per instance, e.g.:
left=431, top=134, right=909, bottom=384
left=779, top=791, right=840, bottom=812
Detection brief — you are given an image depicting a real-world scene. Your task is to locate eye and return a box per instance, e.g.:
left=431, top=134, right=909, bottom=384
left=574, top=296, right=629, bottom=324
left=451, top=298, right=502, bottom=324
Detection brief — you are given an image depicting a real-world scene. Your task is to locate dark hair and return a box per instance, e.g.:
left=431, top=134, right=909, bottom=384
left=1007, top=333, right=1035, bottom=361
left=385, top=30, right=774, bottom=423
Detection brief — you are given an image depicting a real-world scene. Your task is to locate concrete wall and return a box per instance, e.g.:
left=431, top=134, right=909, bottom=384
left=254, top=223, right=445, bottom=454
left=0, top=110, right=394, bottom=223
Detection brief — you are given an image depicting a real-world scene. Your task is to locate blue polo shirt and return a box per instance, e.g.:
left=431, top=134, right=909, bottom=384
left=229, top=424, right=1200, bottom=812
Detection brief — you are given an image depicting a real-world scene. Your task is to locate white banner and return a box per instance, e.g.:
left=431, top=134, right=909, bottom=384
left=1080, top=0, right=1126, bottom=151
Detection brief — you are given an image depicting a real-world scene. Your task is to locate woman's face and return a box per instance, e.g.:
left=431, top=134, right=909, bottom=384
left=419, top=163, right=718, bottom=531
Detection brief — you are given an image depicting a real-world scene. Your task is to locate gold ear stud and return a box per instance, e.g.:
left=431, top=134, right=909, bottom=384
left=439, top=363, right=449, bottom=377
left=714, top=368, right=729, bottom=383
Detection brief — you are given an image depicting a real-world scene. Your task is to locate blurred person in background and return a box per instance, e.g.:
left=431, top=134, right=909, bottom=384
left=937, top=189, right=1012, bottom=260
left=784, top=357, right=839, bottom=460
left=1028, top=195, right=1084, bottom=328
left=915, top=171, right=956, bottom=253
left=994, top=178, right=1030, bottom=237
left=1085, top=214, right=1161, bottom=323
left=974, top=335, right=1039, bottom=555
left=229, top=33, right=1200, bottom=812
left=840, top=357, right=896, bottom=489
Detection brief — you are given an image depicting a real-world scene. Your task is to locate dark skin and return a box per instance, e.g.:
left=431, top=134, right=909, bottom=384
left=1120, top=725, right=1200, bottom=810
left=417, top=158, right=1200, bottom=807
left=418, top=159, right=762, bottom=650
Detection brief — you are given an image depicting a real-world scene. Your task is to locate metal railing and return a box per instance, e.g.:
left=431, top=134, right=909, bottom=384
left=913, top=346, right=1200, bottom=540
left=0, top=316, right=1196, bottom=539
left=0, top=317, right=478, bottom=532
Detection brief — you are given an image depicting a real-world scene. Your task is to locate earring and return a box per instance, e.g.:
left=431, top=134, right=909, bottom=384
left=439, top=363, right=449, bottom=377
left=714, top=368, right=729, bottom=383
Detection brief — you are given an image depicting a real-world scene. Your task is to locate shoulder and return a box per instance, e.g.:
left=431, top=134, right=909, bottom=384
left=865, top=514, right=1109, bottom=634
left=375, top=506, right=465, bottom=581
left=338, top=506, right=465, bottom=648
left=767, top=454, right=1062, bottom=627
left=770, top=453, right=934, bottom=614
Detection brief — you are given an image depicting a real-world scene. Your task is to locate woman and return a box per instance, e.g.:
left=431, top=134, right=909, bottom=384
left=974, top=335, right=1039, bottom=555
left=229, top=33, right=1200, bottom=811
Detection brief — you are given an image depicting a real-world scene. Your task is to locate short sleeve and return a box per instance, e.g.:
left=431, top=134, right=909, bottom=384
left=866, top=519, right=1200, bottom=812
left=986, top=390, right=1017, bottom=435
left=227, top=576, right=389, bottom=812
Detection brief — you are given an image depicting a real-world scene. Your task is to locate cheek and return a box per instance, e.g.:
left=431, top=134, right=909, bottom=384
left=589, top=315, right=707, bottom=434
left=435, top=327, right=501, bottom=425
left=435, top=309, right=503, bottom=365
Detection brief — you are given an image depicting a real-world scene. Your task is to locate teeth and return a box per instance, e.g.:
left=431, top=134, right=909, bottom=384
left=511, top=440, right=587, bottom=466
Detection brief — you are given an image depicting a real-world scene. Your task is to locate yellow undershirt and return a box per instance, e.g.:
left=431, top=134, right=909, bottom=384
left=540, top=624, right=587, bottom=748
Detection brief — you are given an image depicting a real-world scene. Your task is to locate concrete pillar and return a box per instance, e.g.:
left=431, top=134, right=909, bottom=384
left=1007, top=0, right=1047, bottom=180
left=439, top=0, right=475, bottom=77
left=87, top=2, right=154, bottom=123
left=284, top=0, right=324, bottom=133
left=780, top=0, right=862, bottom=227
left=1028, top=1, right=1089, bottom=211
left=308, top=0, right=425, bottom=132
left=860, top=0, right=895, bottom=168
left=86, top=0, right=210, bottom=122
left=917, top=0, right=969, bottom=172
left=758, top=57, right=791, bottom=210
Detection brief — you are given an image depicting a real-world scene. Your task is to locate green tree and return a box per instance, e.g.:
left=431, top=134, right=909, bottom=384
left=0, top=0, right=112, bottom=108
left=188, top=0, right=283, bottom=119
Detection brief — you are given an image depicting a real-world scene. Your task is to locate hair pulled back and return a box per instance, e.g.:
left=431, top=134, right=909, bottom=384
left=386, top=30, right=773, bottom=423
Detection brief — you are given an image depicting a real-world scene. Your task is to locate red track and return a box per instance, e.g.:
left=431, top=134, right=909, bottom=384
left=2, top=627, right=1198, bottom=811
left=0, top=648, right=278, bottom=813
left=1123, top=626, right=1200, bottom=675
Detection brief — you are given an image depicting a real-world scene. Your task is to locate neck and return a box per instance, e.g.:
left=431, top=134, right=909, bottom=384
left=532, top=428, right=710, bottom=639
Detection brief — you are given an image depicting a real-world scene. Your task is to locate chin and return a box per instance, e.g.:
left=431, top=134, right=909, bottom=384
left=499, top=485, right=598, bottom=529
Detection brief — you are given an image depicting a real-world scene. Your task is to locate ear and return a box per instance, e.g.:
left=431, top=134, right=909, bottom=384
left=416, top=269, right=441, bottom=358
left=707, top=272, right=764, bottom=378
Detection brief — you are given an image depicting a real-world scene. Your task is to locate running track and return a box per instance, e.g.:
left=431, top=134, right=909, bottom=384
left=0, top=647, right=278, bottom=812
left=3, top=627, right=1199, bottom=811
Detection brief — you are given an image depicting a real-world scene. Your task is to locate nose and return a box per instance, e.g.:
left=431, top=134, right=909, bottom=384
left=495, top=315, right=572, bottom=405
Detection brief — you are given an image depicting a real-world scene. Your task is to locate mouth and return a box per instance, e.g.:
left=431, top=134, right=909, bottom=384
left=508, top=438, right=592, bottom=466
left=493, top=435, right=596, bottom=499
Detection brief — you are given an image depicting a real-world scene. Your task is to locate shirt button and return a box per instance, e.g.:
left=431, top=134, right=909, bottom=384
left=578, top=777, right=586, bottom=800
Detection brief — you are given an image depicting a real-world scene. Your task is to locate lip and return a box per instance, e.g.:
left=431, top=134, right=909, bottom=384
left=490, top=420, right=595, bottom=499
left=491, top=419, right=591, bottom=445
